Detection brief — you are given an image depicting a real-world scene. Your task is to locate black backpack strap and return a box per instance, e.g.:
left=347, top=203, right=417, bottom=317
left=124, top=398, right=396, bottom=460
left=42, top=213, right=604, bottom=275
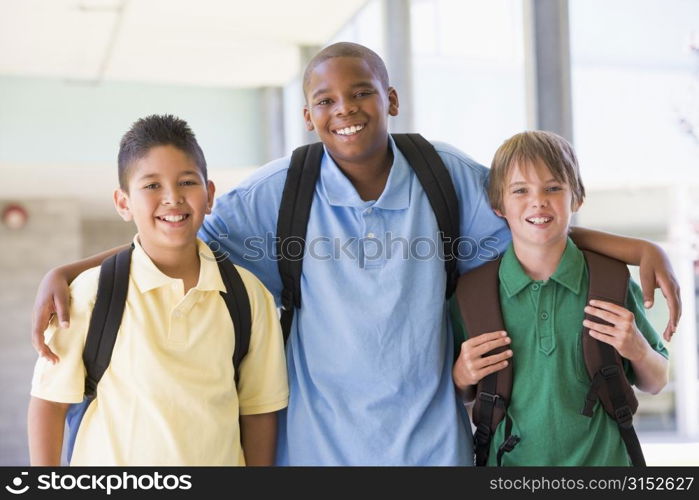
left=215, top=254, right=252, bottom=385
left=454, top=257, right=514, bottom=466
left=581, top=250, right=645, bottom=466
left=392, top=133, right=460, bottom=298
left=276, top=142, right=324, bottom=343
left=83, top=245, right=133, bottom=398
left=495, top=414, right=521, bottom=466
left=275, top=135, right=460, bottom=344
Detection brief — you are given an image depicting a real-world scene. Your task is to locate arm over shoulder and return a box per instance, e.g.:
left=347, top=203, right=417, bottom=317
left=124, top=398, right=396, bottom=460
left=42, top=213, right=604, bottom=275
left=199, top=157, right=291, bottom=303
left=30, top=266, right=101, bottom=404
left=432, top=142, right=511, bottom=274
left=623, top=278, right=669, bottom=384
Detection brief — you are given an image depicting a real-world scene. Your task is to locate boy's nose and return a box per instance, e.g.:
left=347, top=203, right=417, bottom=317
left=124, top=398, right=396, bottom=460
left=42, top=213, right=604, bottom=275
left=531, top=196, right=549, bottom=208
left=162, top=190, right=184, bottom=205
left=335, top=98, right=358, bottom=116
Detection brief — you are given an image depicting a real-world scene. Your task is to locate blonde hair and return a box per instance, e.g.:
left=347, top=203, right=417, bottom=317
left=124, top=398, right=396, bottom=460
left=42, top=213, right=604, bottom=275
left=488, top=130, right=585, bottom=212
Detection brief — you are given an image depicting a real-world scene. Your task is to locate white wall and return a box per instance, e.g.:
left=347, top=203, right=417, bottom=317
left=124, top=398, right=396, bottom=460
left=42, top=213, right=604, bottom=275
left=0, top=75, right=265, bottom=216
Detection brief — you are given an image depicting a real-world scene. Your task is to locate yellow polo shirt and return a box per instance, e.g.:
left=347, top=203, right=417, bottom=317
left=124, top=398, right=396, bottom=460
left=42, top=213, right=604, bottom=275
left=31, top=237, right=288, bottom=465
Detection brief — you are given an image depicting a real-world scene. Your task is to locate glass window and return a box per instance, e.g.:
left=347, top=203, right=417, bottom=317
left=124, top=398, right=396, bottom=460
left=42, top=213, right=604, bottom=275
left=411, top=0, right=527, bottom=166
left=570, top=0, right=699, bottom=435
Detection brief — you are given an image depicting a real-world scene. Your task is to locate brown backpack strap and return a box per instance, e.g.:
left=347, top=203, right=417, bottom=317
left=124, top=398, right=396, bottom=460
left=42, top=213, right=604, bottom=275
left=581, top=250, right=645, bottom=466
left=454, top=257, right=513, bottom=466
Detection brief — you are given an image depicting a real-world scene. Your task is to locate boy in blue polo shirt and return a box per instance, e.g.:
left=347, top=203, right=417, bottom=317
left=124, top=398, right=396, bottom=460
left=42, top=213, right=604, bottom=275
left=30, top=43, right=680, bottom=465
left=451, top=131, right=668, bottom=465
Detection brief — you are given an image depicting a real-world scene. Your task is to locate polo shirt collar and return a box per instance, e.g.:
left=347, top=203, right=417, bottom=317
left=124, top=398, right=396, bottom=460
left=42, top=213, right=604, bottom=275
left=131, top=235, right=226, bottom=294
left=499, top=238, right=584, bottom=298
left=498, top=244, right=531, bottom=298
left=319, top=135, right=411, bottom=210
left=549, top=238, right=585, bottom=294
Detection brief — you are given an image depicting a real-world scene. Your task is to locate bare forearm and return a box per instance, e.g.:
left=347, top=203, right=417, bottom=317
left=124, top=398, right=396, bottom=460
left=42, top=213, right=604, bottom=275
left=58, top=244, right=130, bottom=283
left=631, top=350, right=669, bottom=395
left=28, top=397, right=69, bottom=466
left=452, top=364, right=476, bottom=402
left=570, top=227, right=646, bottom=265
left=240, top=412, right=278, bottom=466
left=32, top=243, right=132, bottom=363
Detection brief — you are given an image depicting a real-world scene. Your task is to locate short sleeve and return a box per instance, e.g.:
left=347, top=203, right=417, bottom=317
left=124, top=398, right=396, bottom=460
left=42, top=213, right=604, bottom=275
left=432, top=143, right=511, bottom=275
left=198, top=158, right=290, bottom=305
left=30, top=267, right=100, bottom=403
left=234, top=267, right=289, bottom=415
left=622, top=278, right=669, bottom=384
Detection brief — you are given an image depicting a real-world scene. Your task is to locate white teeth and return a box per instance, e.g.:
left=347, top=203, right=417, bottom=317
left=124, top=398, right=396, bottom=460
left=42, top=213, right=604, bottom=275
left=527, top=217, right=552, bottom=225
left=335, top=124, right=364, bottom=135
left=160, top=214, right=186, bottom=222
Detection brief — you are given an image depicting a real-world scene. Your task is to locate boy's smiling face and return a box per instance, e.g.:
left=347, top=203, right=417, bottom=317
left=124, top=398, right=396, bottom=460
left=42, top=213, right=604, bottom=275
left=496, top=158, right=580, bottom=251
left=303, top=56, right=398, bottom=170
left=114, top=145, right=215, bottom=254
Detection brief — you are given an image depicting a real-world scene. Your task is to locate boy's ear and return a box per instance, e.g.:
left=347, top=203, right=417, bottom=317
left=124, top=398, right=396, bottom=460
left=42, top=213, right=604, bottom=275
left=113, top=188, right=133, bottom=222
left=303, top=106, right=315, bottom=131
left=205, top=180, right=216, bottom=214
left=387, top=87, right=399, bottom=116
left=493, top=207, right=505, bottom=218
left=572, top=199, right=583, bottom=213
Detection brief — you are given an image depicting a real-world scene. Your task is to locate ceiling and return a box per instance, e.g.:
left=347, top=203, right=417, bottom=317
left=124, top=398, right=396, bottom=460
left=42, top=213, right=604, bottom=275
left=0, top=0, right=368, bottom=88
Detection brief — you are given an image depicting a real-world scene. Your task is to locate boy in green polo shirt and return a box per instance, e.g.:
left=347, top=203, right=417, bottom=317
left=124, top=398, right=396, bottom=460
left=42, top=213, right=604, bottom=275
left=451, top=130, right=669, bottom=466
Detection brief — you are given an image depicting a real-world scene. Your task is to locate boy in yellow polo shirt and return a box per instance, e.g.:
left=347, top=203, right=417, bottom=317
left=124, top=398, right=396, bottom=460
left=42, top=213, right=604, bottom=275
left=28, top=114, right=288, bottom=466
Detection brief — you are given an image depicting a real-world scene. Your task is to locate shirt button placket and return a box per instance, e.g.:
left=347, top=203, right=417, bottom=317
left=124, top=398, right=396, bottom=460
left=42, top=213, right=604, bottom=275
left=170, top=309, right=182, bottom=343
left=360, top=206, right=385, bottom=269
left=537, top=282, right=555, bottom=355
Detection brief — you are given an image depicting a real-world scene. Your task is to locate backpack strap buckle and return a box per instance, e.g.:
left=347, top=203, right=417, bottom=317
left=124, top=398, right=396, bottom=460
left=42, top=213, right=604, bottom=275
left=581, top=393, right=597, bottom=417
left=498, top=434, right=521, bottom=454
left=601, top=365, right=620, bottom=379
left=495, top=434, right=521, bottom=466
left=614, top=405, right=634, bottom=428
left=478, top=391, right=501, bottom=405
left=495, top=414, right=520, bottom=466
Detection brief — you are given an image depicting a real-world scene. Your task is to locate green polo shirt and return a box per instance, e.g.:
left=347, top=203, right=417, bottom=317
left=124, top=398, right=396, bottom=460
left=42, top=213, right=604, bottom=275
left=450, top=238, right=668, bottom=466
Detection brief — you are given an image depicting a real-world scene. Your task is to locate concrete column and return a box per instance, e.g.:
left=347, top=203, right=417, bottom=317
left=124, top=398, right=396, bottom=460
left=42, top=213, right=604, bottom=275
left=259, top=86, right=285, bottom=163
left=669, top=186, right=699, bottom=439
left=523, top=0, right=573, bottom=142
left=383, top=0, right=413, bottom=133
left=0, top=199, right=82, bottom=465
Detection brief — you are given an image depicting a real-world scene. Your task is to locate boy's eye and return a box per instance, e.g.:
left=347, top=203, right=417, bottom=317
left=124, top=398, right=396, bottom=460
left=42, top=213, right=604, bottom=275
left=144, top=183, right=159, bottom=190
left=512, top=188, right=526, bottom=194
left=355, top=90, right=374, bottom=98
left=180, top=180, right=198, bottom=186
left=546, top=186, right=562, bottom=192
left=316, top=98, right=332, bottom=106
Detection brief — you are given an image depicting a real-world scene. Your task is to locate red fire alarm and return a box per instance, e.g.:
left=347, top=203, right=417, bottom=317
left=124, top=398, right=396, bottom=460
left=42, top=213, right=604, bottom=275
left=2, top=203, right=29, bottom=230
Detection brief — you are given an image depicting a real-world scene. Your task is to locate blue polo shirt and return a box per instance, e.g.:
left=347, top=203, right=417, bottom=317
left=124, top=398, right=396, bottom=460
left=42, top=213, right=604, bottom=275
left=199, top=137, right=510, bottom=465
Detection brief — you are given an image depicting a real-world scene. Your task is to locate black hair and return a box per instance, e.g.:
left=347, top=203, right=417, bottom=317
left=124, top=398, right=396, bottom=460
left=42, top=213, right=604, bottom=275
left=302, top=42, right=390, bottom=98
left=117, top=114, right=207, bottom=190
